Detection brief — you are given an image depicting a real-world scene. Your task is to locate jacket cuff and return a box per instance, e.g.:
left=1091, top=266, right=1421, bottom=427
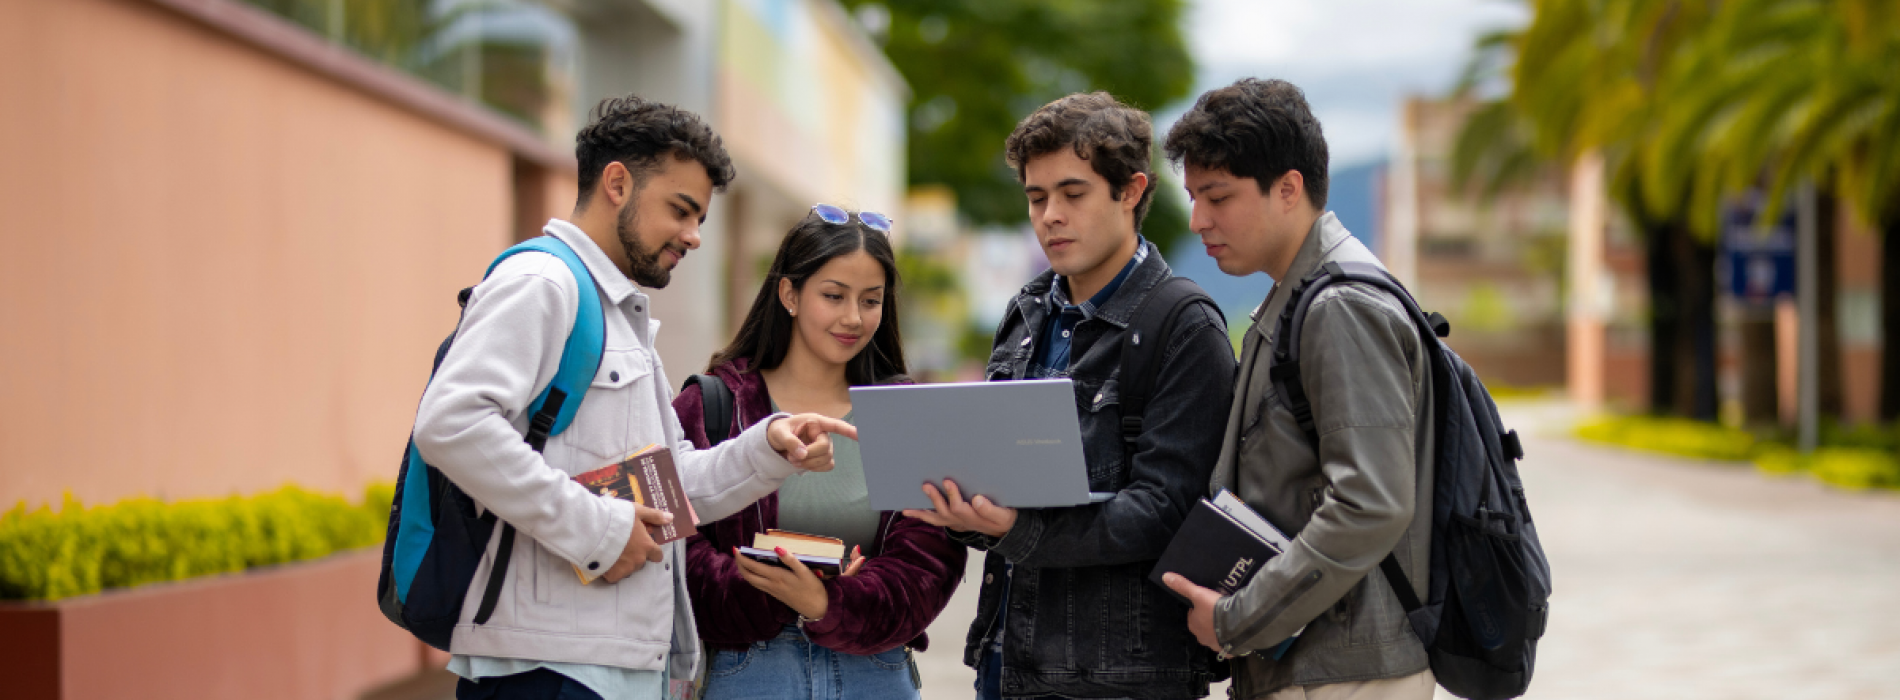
left=946, top=529, right=998, bottom=550
left=988, top=509, right=1043, bottom=562
left=748, top=412, right=800, bottom=480
left=1213, top=593, right=1250, bottom=656
left=574, top=497, right=634, bottom=583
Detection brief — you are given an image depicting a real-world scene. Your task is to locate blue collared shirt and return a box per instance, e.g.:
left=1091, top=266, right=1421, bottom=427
left=1026, top=240, right=1149, bottom=378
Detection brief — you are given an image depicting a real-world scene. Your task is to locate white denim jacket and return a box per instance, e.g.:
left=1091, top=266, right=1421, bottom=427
left=412, top=219, right=796, bottom=678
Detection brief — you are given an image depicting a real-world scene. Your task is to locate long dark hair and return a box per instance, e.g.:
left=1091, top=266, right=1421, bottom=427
left=708, top=211, right=908, bottom=385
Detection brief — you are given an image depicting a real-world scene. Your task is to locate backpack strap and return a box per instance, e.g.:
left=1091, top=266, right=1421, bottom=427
left=1269, top=261, right=1446, bottom=442
left=682, top=374, right=736, bottom=446
left=1118, top=276, right=1215, bottom=451
left=487, top=236, right=608, bottom=449
left=1267, top=261, right=1448, bottom=614
left=472, top=235, right=606, bottom=625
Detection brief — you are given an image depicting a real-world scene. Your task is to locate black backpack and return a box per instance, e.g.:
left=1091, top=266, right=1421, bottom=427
left=1117, top=276, right=1220, bottom=449
left=1269, top=261, right=1551, bottom=700
left=682, top=374, right=737, bottom=447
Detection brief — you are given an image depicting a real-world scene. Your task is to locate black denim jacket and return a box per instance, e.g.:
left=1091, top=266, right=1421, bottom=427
left=953, top=243, right=1238, bottom=699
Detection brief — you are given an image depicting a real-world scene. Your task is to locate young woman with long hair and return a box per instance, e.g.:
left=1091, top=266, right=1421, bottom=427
left=673, top=206, right=965, bottom=699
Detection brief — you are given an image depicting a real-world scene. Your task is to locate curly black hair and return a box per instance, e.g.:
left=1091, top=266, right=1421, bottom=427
left=1165, top=78, right=1329, bottom=210
left=574, top=95, right=735, bottom=207
left=1004, top=92, right=1158, bottom=231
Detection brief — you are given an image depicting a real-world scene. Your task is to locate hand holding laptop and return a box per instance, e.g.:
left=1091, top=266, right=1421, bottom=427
left=902, top=480, right=1018, bottom=538
left=854, top=380, right=1098, bottom=511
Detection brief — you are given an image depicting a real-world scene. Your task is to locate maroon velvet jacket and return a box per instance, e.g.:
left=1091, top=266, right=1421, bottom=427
left=673, top=358, right=966, bottom=655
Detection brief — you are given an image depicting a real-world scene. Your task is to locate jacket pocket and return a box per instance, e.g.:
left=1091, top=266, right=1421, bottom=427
left=609, top=543, right=674, bottom=640
left=510, top=537, right=570, bottom=633
left=563, top=347, right=653, bottom=463
left=1077, top=378, right=1126, bottom=488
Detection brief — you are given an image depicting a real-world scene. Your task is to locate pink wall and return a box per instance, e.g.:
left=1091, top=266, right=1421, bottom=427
left=0, top=0, right=521, bottom=507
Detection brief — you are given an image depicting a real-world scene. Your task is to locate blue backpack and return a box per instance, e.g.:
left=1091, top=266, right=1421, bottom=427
left=375, top=236, right=605, bottom=651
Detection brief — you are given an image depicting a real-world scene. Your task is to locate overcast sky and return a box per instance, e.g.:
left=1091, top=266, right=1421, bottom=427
left=1159, top=0, right=1529, bottom=168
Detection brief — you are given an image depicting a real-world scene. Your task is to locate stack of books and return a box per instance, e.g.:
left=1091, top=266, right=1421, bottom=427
left=738, top=530, right=846, bottom=577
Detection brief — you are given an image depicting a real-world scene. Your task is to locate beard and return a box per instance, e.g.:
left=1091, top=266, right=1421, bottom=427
left=616, top=204, right=685, bottom=288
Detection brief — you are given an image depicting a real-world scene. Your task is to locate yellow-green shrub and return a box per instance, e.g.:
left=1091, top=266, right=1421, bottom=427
left=0, top=483, right=392, bottom=601
left=1755, top=447, right=1900, bottom=490
left=1574, top=414, right=1760, bottom=462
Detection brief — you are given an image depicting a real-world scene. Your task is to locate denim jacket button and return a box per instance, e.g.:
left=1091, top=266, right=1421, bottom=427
left=984, top=573, right=994, bottom=584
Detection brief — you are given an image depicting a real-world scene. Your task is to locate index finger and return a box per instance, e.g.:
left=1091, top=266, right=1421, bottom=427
left=919, top=482, right=954, bottom=514
left=1161, top=572, right=1217, bottom=604
left=810, top=416, right=858, bottom=441
left=773, top=547, right=821, bottom=581
left=733, top=549, right=790, bottom=581
left=942, top=479, right=971, bottom=508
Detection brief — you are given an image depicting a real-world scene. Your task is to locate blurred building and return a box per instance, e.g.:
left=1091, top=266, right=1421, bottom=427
left=1382, top=96, right=1645, bottom=394
left=0, top=0, right=904, bottom=518
left=1385, top=95, right=1885, bottom=420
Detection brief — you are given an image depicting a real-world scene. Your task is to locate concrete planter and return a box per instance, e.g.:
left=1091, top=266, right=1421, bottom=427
left=0, top=548, right=444, bottom=700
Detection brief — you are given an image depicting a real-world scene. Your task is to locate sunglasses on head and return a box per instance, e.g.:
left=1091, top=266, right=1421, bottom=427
left=812, top=204, right=892, bottom=233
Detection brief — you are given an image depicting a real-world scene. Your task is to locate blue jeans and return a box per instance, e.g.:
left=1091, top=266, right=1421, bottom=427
left=702, top=624, right=918, bottom=700
left=456, top=668, right=602, bottom=700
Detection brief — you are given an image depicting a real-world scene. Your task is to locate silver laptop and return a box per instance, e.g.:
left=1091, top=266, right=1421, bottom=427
left=852, top=379, right=1096, bottom=511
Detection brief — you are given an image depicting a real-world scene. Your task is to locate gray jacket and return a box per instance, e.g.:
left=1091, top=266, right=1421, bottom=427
left=1209, top=212, right=1435, bottom=696
left=412, top=219, right=797, bottom=679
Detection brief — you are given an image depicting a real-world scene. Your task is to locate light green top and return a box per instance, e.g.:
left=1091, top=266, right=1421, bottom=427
left=772, top=409, right=881, bottom=553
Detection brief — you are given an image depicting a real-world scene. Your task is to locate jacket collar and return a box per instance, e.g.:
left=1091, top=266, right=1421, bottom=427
left=1016, top=239, right=1172, bottom=330
left=1251, top=211, right=1350, bottom=324
left=543, top=218, right=641, bottom=306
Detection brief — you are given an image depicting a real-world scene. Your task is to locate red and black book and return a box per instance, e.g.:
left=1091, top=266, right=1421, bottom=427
left=574, top=443, right=699, bottom=544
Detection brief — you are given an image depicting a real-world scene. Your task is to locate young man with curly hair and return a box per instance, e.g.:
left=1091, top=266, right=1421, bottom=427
left=1160, top=78, right=1438, bottom=700
left=412, top=95, right=854, bottom=700
left=907, top=92, right=1236, bottom=700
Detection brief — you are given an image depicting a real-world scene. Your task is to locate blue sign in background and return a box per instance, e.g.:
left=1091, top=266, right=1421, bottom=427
left=1720, top=193, right=1797, bottom=304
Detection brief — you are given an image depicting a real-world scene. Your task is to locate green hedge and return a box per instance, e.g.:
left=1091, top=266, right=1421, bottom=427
left=1756, top=447, right=1900, bottom=490
left=0, top=483, right=393, bottom=601
left=1575, top=414, right=1760, bottom=461
left=1575, top=415, right=1900, bottom=491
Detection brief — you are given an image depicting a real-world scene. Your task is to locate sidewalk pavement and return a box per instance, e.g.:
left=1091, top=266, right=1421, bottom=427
left=399, top=401, right=1900, bottom=699
left=916, top=401, right=1900, bottom=699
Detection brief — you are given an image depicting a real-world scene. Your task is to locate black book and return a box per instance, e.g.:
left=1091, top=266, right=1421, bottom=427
left=1150, top=491, right=1286, bottom=600
left=736, top=546, right=844, bottom=577
left=1151, top=490, right=1300, bottom=658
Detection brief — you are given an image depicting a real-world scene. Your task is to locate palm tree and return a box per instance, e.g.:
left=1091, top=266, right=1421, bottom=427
left=1456, top=0, right=1724, bottom=419
left=1640, top=0, right=1900, bottom=419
